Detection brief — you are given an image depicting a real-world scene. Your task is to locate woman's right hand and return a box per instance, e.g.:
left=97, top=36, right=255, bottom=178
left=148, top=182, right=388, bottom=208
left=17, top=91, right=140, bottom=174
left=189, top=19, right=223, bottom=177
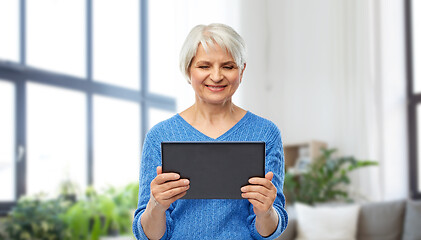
left=149, top=166, right=190, bottom=211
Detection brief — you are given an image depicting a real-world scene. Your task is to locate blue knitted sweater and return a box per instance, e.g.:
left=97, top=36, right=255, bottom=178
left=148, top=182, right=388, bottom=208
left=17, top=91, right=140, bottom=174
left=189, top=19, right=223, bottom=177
left=132, top=111, right=288, bottom=240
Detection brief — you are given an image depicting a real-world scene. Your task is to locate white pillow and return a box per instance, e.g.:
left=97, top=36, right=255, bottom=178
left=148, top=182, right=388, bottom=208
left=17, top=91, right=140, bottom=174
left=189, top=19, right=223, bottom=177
left=294, top=202, right=360, bottom=240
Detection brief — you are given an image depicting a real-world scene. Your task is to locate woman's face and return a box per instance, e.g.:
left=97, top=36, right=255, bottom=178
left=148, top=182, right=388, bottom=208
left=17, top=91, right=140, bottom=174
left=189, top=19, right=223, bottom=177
left=189, top=43, right=245, bottom=105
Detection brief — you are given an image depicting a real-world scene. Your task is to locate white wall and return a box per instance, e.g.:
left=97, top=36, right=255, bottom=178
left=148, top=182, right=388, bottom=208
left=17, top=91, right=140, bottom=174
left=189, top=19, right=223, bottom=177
left=237, top=0, right=269, bottom=116
left=265, top=0, right=337, bottom=145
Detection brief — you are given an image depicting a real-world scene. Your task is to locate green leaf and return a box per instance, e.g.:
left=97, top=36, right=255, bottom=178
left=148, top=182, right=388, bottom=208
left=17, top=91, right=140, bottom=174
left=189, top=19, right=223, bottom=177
left=285, top=148, right=378, bottom=205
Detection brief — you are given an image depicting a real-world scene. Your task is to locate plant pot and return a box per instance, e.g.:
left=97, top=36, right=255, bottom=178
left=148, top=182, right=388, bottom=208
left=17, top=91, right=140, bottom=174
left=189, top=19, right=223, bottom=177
left=60, top=194, right=77, bottom=203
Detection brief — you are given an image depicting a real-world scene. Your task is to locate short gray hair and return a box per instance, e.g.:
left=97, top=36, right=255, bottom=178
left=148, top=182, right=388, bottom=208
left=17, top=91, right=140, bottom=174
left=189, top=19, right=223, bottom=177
left=179, top=23, right=247, bottom=83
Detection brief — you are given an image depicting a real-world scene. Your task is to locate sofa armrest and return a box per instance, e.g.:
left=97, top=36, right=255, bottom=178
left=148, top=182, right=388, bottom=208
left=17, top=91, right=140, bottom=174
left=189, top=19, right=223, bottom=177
left=275, top=218, right=296, bottom=240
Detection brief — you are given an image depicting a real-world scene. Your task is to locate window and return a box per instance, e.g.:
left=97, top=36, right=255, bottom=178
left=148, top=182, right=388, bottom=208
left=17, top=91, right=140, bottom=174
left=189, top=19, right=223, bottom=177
left=93, top=0, right=140, bottom=89
left=0, top=0, right=19, bottom=62
left=93, top=95, right=140, bottom=189
left=26, top=0, right=86, bottom=77
left=407, top=0, right=421, bottom=199
left=0, top=80, right=15, bottom=202
left=0, top=0, right=175, bottom=214
left=26, top=83, right=87, bottom=195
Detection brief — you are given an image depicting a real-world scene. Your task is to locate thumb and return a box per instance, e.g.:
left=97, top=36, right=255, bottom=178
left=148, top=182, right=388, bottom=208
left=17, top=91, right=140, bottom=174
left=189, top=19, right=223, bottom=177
left=156, top=166, right=162, bottom=175
left=265, top=172, right=274, bottom=181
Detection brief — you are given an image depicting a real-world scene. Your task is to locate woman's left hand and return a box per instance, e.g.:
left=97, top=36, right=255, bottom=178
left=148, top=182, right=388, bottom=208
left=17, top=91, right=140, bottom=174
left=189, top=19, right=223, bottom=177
left=241, top=172, right=277, bottom=217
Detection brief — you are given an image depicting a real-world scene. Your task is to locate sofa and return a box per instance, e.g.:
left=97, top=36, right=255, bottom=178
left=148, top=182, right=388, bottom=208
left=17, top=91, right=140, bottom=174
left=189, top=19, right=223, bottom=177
left=276, top=199, right=421, bottom=240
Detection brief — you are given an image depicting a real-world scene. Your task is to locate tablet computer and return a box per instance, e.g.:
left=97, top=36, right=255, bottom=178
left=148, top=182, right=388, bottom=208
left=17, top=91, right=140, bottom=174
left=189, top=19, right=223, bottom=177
left=161, top=142, right=265, bottom=199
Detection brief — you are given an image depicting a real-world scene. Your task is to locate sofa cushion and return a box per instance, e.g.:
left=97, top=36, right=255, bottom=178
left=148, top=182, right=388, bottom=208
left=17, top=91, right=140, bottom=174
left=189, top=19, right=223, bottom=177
left=294, top=202, right=360, bottom=240
left=403, top=200, right=421, bottom=240
left=357, top=200, right=406, bottom=240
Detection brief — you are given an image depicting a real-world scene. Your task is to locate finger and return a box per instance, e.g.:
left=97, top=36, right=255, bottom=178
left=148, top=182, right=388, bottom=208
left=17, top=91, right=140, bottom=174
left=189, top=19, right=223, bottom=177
left=159, top=179, right=190, bottom=192
left=157, top=166, right=162, bottom=175
left=248, top=177, right=275, bottom=190
left=153, top=172, right=181, bottom=185
left=160, top=185, right=190, bottom=200
left=265, top=172, right=274, bottom=181
left=241, top=191, right=267, bottom=205
left=168, top=189, right=188, bottom=202
left=249, top=172, right=274, bottom=182
left=241, top=185, right=271, bottom=198
left=249, top=172, right=274, bottom=184
left=150, top=185, right=189, bottom=209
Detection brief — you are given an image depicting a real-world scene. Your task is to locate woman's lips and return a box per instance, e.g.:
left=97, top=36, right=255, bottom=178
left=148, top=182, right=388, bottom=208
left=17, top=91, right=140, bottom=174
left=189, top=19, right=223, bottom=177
left=206, top=85, right=227, bottom=92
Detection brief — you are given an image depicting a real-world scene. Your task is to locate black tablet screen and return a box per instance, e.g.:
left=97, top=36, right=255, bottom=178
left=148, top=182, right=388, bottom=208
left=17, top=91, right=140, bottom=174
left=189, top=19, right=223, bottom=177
left=161, top=142, right=265, bottom=199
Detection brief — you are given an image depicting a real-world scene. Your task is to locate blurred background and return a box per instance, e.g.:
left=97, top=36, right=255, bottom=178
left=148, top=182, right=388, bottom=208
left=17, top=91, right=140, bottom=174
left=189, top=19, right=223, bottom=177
left=0, top=0, right=420, bottom=238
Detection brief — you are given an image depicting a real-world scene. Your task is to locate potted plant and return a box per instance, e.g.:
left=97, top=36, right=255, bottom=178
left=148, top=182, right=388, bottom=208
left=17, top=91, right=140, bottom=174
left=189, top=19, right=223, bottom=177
left=62, top=183, right=139, bottom=240
left=2, top=194, right=72, bottom=240
left=58, top=180, right=79, bottom=203
left=284, top=148, right=378, bottom=205
left=1, top=183, right=138, bottom=240
left=62, top=186, right=116, bottom=240
left=102, top=183, right=139, bottom=237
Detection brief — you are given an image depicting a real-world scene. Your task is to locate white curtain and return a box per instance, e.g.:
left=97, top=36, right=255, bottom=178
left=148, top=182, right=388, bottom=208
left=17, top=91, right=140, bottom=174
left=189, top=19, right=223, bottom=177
left=330, top=0, right=383, bottom=201
left=376, top=0, right=409, bottom=200
left=260, top=0, right=408, bottom=201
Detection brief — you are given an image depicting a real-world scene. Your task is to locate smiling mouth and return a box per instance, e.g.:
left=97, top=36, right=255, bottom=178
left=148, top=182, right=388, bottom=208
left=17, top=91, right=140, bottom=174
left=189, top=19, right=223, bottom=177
left=205, top=85, right=227, bottom=90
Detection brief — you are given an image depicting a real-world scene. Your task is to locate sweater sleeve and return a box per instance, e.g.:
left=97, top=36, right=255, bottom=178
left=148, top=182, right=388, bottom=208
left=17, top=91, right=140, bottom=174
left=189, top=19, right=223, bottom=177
left=132, top=130, right=173, bottom=240
left=248, top=125, right=289, bottom=240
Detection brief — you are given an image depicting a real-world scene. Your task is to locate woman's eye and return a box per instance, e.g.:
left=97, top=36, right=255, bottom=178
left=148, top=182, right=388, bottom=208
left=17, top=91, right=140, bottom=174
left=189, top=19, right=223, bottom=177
left=198, top=66, right=209, bottom=69
left=223, top=66, right=234, bottom=70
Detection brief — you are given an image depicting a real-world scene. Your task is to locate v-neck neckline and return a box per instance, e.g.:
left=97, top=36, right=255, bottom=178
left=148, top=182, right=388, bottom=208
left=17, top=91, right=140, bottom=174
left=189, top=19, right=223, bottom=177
left=175, top=111, right=251, bottom=141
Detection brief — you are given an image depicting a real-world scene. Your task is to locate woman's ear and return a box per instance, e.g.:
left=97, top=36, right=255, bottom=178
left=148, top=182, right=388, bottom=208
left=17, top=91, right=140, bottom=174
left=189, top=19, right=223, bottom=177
left=187, top=61, right=193, bottom=84
left=240, top=63, right=246, bottom=83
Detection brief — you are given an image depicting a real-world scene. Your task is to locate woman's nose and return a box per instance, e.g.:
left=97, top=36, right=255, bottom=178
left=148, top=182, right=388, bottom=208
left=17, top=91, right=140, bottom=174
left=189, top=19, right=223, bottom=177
left=210, top=68, right=223, bottom=82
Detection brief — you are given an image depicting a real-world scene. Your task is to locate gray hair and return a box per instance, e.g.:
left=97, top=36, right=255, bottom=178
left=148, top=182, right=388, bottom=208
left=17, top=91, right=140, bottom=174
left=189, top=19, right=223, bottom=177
left=179, top=23, right=247, bottom=83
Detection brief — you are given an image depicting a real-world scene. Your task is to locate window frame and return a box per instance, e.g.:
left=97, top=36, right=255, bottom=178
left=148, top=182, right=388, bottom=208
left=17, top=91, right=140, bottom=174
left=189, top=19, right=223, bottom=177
left=0, top=0, right=175, bottom=215
left=406, top=0, right=421, bottom=200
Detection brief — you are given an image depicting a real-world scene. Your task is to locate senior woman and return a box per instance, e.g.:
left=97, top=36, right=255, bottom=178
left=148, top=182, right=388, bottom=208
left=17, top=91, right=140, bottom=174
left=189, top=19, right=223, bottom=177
left=132, top=23, right=288, bottom=240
